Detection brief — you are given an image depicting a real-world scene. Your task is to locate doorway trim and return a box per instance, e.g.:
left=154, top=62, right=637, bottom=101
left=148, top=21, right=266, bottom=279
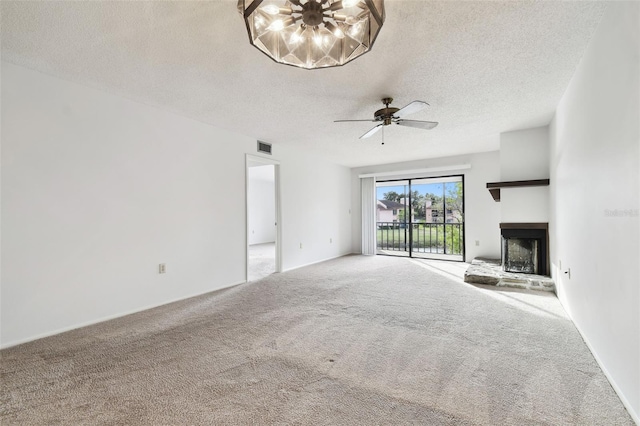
left=245, top=154, right=282, bottom=282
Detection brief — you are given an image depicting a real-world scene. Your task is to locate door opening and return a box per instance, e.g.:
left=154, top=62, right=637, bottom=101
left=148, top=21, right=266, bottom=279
left=375, top=175, right=465, bottom=261
left=246, top=155, right=281, bottom=281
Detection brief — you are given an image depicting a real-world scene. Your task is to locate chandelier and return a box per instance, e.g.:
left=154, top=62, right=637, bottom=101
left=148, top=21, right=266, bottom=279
left=237, top=0, right=385, bottom=70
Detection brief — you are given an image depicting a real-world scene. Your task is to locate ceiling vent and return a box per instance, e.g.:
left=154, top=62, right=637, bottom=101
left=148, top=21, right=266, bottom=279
left=257, top=141, right=272, bottom=155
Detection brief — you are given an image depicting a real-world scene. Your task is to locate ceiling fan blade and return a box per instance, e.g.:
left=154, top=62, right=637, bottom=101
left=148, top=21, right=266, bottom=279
left=360, top=124, right=383, bottom=139
left=394, top=101, right=429, bottom=118
left=334, top=119, right=378, bottom=122
left=395, top=119, right=439, bottom=130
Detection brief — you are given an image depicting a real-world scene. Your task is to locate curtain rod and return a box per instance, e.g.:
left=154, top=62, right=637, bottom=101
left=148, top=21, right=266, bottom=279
left=358, top=164, right=471, bottom=179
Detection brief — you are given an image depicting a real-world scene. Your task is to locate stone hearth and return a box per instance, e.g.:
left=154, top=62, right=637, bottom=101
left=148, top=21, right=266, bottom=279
left=464, top=258, right=555, bottom=292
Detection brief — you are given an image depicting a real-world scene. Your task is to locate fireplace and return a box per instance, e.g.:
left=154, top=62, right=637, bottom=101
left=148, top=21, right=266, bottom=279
left=500, top=223, right=549, bottom=276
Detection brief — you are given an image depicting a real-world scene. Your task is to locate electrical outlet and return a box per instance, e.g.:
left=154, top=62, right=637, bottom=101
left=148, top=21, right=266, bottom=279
left=475, top=240, right=480, bottom=246
left=159, top=263, right=166, bottom=274
left=330, top=238, right=333, bottom=243
left=300, top=243, right=303, bottom=249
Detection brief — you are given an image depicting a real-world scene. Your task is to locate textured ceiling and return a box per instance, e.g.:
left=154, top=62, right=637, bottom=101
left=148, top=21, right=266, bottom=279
left=1, top=1, right=607, bottom=167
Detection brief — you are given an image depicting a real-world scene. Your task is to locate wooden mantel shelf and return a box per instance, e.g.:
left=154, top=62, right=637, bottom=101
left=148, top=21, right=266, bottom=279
left=486, top=179, right=550, bottom=202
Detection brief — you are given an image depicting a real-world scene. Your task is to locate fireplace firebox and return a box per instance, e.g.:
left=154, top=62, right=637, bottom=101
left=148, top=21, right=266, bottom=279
left=500, top=223, right=549, bottom=276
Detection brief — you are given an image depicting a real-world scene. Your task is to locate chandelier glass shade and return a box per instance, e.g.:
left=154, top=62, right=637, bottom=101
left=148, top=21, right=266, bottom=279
left=237, top=0, right=385, bottom=70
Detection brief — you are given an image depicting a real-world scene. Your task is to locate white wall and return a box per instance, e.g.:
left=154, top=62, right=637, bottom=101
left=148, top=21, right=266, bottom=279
left=549, top=2, right=639, bottom=421
left=279, top=150, right=353, bottom=270
left=500, top=126, right=550, bottom=181
left=248, top=165, right=276, bottom=245
left=500, top=126, right=550, bottom=223
left=351, top=151, right=502, bottom=261
left=0, top=62, right=352, bottom=347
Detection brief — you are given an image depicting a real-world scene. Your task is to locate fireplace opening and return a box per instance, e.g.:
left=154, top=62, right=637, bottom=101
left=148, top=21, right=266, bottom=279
left=503, top=238, right=539, bottom=274
left=500, top=223, right=549, bottom=276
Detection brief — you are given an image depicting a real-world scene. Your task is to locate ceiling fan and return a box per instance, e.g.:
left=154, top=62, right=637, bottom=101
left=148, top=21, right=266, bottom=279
left=335, top=97, right=438, bottom=139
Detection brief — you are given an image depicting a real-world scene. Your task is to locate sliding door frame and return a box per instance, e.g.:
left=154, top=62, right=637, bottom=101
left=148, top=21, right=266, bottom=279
left=375, top=174, right=466, bottom=262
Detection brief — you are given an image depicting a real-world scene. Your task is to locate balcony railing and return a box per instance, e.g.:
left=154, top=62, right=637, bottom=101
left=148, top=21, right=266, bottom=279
left=376, top=222, right=464, bottom=255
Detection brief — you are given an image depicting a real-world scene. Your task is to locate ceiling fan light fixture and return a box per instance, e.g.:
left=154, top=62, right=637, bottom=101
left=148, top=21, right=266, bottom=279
left=342, top=0, right=360, bottom=7
left=325, top=22, right=345, bottom=39
left=344, top=15, right=360, bottom=25
left=238, top=0, right=385, bottom=70
left=266, top=15, right=296, bottom=31
left=312, top=27, right=325, bottom=46
left=289, top=25, right=306, bottom=43
left=262, top=4, right=281, bottom=15
left=329, top=1, right=345, bottom=11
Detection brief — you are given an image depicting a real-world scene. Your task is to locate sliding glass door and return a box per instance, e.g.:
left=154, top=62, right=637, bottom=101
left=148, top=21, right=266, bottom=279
left=409, top=176, right=464, bottom=260
left=375, top=180, right=411, bottom=257
left=375, top=175, right=464, bottom=261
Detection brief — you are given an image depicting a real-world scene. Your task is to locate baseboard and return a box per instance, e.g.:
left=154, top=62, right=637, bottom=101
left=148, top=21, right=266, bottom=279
left=0, top=280, right=245, bottom=350
left=560, top=301, right=639, bottom=424
left=282, top=253, right=351, bottom=273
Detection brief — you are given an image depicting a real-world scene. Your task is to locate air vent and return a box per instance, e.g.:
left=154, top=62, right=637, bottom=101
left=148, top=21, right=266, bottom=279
left=257, top=141, right=272, bottom=155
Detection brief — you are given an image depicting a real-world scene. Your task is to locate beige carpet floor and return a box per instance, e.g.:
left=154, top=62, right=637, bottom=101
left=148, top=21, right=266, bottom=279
left=0, top=255, right=634, bottom=425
